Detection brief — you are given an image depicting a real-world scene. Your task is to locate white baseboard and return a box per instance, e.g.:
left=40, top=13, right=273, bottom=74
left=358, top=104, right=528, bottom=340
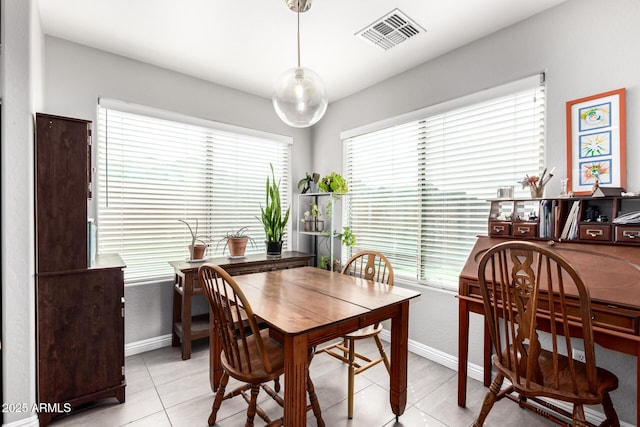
left=124, top=334, right=173, bottom=357
left=2, top=415, right=39, bottom=427
left=378, top=329, right=485, bottom=382
left=378, top=329, right=634, bottom=427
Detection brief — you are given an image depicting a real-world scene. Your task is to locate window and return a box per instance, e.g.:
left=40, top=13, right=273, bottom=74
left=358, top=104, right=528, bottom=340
left=96, top=100, right=291, bottom=284
left=343, top=76, right=545, bottom=289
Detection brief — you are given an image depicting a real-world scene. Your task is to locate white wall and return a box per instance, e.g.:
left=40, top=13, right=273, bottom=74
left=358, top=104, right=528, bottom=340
left=1, top=0, right=44, bottom=425
left=43, top=36, right=314, bottom=345
left=313, top=0, right=639, bottom=422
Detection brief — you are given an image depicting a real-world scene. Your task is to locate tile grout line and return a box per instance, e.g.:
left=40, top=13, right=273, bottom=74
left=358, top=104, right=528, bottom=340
left=141, top=351, right=175, bottom=426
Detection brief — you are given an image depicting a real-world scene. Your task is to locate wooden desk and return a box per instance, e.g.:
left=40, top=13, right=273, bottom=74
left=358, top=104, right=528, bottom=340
left=213, top=267, right=421, bottom=427
left=457, top=236, right=640, bottom=425
left=168, top=251, right=313, bottom=360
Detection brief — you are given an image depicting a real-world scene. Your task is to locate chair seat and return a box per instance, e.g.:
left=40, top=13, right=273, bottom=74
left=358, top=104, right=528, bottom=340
left=495, top=348, right=619, bottom=405
left=343, top=323, right=383, bottom=340
left=221, top=329, right=284, bottom=384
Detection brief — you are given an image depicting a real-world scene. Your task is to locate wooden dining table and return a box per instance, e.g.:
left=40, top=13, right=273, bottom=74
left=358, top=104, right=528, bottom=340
left=207, top=266, right=421, bottom=427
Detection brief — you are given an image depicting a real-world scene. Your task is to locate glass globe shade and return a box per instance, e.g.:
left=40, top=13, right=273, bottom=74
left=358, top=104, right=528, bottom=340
left=272, top=67, right=328, bottom=128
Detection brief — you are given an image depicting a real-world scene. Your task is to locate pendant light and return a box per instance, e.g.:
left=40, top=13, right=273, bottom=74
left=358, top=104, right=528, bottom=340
left=272, top=0, right=327, bottom=128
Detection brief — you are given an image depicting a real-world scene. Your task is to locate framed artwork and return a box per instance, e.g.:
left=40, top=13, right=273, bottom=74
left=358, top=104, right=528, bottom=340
left=566, top=88, right=626, bottom=195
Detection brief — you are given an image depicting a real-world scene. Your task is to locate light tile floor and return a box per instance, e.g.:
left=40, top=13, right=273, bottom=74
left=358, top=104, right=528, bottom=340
left=50, top=339, right=555, bottom=426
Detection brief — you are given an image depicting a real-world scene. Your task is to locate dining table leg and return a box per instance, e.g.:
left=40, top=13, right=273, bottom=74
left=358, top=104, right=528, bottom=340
left=283, top=333, right=309, bottom=427
left=389, top=301, right=409, bottom=418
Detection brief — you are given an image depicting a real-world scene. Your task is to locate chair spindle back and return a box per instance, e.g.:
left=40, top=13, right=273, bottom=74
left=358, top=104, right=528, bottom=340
left=341, top=250, right=394, bottom=285
left=199, top=264, right=273, bottom=375
left=477, top=241, right=598, bottom=396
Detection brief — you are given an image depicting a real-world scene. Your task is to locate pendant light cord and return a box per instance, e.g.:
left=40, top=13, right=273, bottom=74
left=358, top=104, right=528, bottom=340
left=297, top=0, right=301, bottom=67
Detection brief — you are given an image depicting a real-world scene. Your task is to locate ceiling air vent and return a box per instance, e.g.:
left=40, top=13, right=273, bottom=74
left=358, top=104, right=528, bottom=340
left=356, top=9, right=425, bottom=50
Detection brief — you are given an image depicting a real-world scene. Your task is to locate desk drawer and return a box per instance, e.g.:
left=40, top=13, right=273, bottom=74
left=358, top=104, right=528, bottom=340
left=544, top=299, right=639, bottom=335
left=579, top=224, right=611, bottom=241
left=511, top=222, right=537, bottom=238
left=463, top=282, right=638, bottom=335
left=489, top=221, right=511, bottom=236
left=591, top=305, right=639, bottom=335
left=615, top=226, right=640, bottom=243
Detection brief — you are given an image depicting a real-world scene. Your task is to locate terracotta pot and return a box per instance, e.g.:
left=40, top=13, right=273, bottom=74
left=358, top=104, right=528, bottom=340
left=189, top=244, right=206, bottom=260
left=227, top=237, right=248, bottom=257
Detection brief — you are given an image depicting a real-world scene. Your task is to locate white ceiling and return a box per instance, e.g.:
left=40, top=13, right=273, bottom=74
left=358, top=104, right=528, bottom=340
left=37, top=0, right=567, bottom=102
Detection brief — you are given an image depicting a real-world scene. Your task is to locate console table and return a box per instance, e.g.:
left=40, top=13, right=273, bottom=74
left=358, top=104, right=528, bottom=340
left=168, top=251, right=313, bottom=360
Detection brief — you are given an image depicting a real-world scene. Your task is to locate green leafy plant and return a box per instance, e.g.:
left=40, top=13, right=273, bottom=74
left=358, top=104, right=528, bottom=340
left=318, top=172, right=348, bottom=194
left=297, top=172, right=320, bottom=194
left=320, top=226, right=356, bottom=271
left=257, top=164, right=290, bottom=243
left=214, top=226, right=256, bottom=254
left=336, top=226, right=356, bottom=247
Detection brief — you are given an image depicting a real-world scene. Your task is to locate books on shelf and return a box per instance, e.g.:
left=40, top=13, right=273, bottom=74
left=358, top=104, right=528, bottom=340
left=539, top=200, right=557, bottom=239
left=560, top=201, right=580, bottom=240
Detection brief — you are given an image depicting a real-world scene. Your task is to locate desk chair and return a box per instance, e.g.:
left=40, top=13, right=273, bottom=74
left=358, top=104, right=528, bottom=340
left=316, top=250, right=394, bottom=419
left=199, top=264, right=324, bottom=427
left=473, top=241, right=619, bottom=427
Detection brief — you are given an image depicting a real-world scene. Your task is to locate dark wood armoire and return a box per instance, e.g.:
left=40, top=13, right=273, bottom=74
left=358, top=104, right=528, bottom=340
left=35, top=113, right=126, bottom=426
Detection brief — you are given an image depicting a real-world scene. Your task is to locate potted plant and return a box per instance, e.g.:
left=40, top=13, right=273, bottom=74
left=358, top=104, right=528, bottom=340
left=297, top=172, right=320, bottom=194
left=300, top=203, right=323, bottom=232
left=320, top=226, right=356, bottom=271
left=318, top=172, right=348, bottom=194
left=257, top=164, right=290, bottom=256
left=179, top=218, right=211, bottom=260
left=215, top=226, right=256, bottom=257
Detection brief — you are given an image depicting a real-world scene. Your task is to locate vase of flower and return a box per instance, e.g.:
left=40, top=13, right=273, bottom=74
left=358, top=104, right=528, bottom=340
left=530, top=185, right=545, bottom=198
left=520, top=168, right=554, bottom=199
left=301, top=203, right=322, bottom=232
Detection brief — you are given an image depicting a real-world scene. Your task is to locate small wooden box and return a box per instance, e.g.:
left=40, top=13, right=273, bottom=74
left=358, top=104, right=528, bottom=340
left=579, top=224, right=612, bottom=241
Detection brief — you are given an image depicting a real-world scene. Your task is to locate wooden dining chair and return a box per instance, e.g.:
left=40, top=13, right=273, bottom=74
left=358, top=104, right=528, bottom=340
left=473, top=241, right=619, bottom=427
left=199, top=264, right=324, bottom=427
left=316, top=250, right=394, bottom=419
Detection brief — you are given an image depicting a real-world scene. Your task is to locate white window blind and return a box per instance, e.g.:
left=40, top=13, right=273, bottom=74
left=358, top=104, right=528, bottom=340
left=344, top=81, right=545, bottom=289
left=96, top=104, right=291, bottom=284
